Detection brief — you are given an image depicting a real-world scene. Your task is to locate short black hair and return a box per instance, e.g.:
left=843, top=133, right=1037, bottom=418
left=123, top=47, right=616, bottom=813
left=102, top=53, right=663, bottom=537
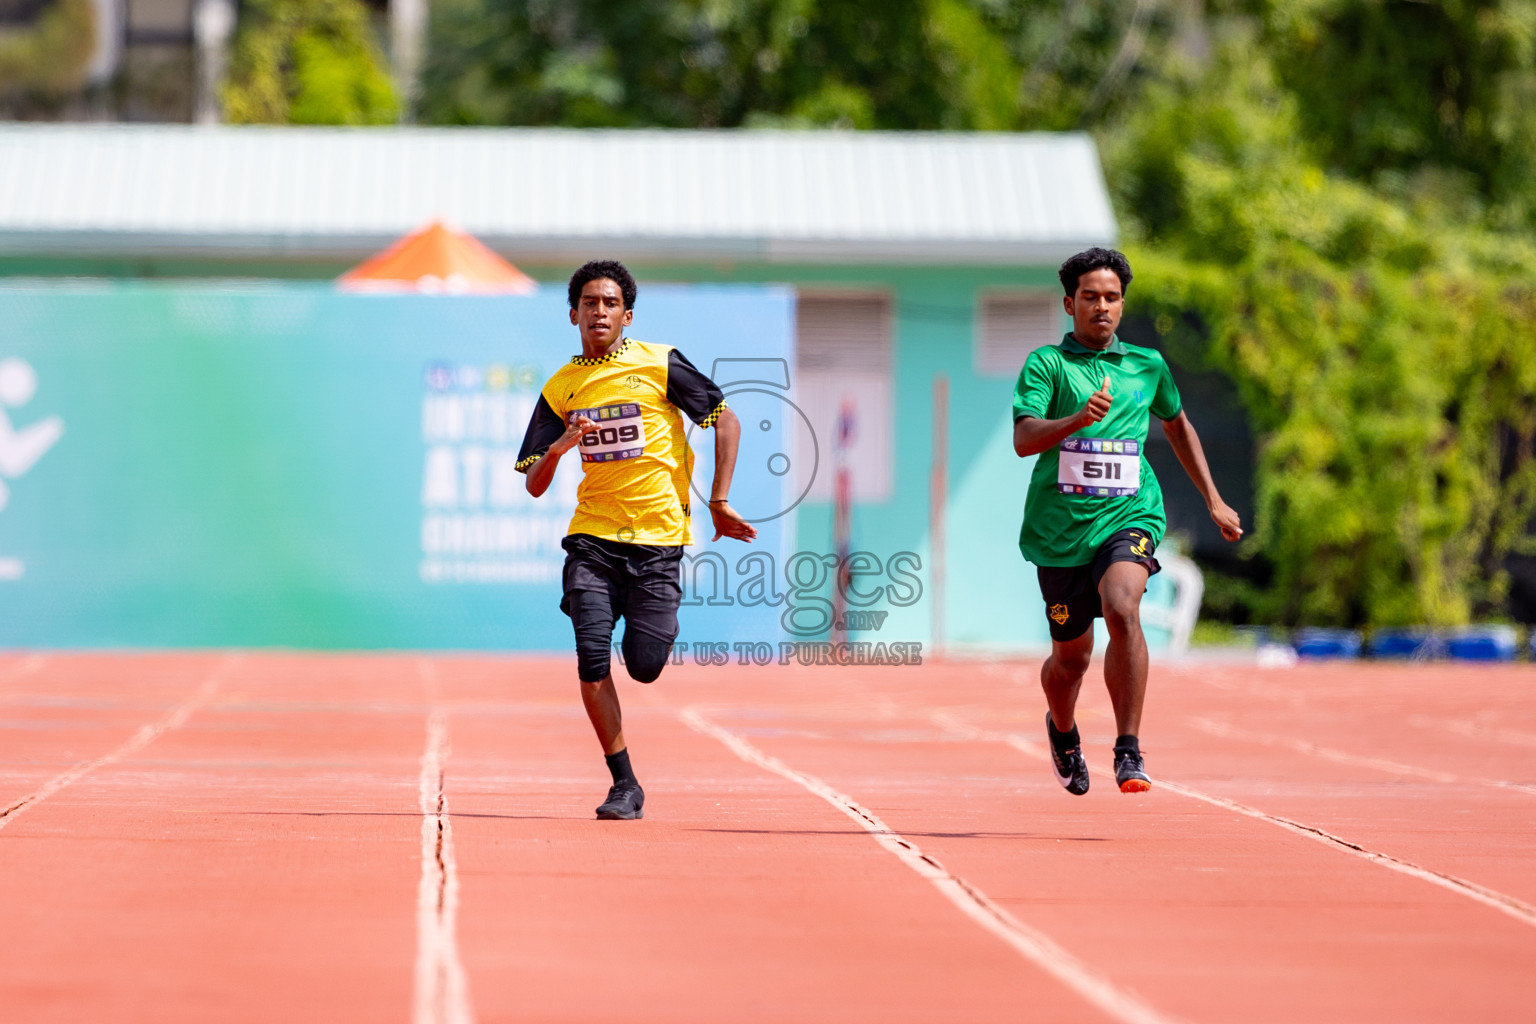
left=568, top=259, right=637, bottom=311
left=1058, top=247, right=1132, bottom=297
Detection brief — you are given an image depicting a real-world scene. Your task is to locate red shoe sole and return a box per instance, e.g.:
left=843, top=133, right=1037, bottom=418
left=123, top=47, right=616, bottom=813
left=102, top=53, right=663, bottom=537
left=1119, top=779, right=1151, bottom=793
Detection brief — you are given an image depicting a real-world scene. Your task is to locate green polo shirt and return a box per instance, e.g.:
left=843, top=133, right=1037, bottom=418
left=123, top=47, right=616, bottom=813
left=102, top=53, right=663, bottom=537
left=1012, top=333, right=1183, bottom=566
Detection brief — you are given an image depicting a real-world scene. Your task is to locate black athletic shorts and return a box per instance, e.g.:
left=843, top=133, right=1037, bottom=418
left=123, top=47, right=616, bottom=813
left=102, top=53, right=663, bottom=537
left=560, top=533, right=683, bottom=684
left=1036, top=527, right=1162, bottom=643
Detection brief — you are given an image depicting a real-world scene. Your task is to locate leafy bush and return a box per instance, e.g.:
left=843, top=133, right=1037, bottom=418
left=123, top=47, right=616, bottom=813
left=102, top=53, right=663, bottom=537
left=222, top=0, right=398, bottom=125
left=0, top=0, right=95, bottom=105
left=1107, top=40, right=1536, bottom=626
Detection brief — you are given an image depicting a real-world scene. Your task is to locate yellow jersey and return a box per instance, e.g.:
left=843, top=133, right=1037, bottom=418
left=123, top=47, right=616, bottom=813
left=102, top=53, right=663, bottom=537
left=515, top=338, right=727, bottom=546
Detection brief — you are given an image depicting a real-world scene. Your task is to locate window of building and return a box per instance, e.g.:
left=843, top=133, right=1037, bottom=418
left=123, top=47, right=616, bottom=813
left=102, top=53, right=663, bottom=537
left=793, top=291, right=893, bottom=503
left=975, top=291, right=1061, bottom=377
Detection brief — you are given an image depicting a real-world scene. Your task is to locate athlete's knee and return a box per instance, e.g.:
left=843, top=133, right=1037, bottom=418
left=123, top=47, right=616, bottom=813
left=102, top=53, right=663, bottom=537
left=1049, top=648, right=1091, bottom=680
left=572, top=622, right=614, bottom=682
left=566, top=590, right=616, bottom=683
left=622, top=636, right=673, bottom=684
left=575, top=642, right=612, bottom=684
left=1045, top=635, right=1092, bottom=680
left=1101, top=594, right=1141, bottom=634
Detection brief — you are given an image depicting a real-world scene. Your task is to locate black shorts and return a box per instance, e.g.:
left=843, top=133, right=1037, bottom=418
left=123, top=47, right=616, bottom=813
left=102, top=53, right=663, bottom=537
left=1036, top=528, right=1161, bottom=643
left=560, top=533, right=683, bottom=684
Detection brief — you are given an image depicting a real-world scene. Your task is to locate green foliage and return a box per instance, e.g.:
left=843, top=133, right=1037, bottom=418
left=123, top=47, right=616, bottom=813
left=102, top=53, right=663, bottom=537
left=222, top=0, right=398, bottom=125
left=1109, top=37, right=1536, bottom=625
left=1255, top=0, right=1536, bottom=228
left=419, top=0, right=1179, bottom=130
left=421, top=0, right=1032, bottom=128
left=0, top=0, right=95, bottom=103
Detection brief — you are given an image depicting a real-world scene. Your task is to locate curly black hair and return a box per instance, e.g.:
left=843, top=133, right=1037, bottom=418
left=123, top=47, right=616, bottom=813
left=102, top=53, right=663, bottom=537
left=1058, top=247, right=1133, bottom=297
left=567, top=259, right=638, bottom=311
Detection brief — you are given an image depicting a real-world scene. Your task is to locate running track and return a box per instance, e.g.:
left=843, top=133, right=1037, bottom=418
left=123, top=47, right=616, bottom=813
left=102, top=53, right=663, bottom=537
left=0, top=652, right=1532, bottom=1022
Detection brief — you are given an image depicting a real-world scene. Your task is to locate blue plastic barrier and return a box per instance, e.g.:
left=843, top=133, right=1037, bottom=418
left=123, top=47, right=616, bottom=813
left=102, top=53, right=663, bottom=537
left=1366, top=629, right=1443, bottom=660
left=1444, top=626, right=1517, bottom=662
left=1293, top=627, right=1362, bottom=659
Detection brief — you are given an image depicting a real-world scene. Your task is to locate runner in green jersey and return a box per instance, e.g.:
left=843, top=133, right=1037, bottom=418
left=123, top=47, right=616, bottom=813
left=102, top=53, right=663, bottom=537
left=1012, top=248, right=1242, bottom=795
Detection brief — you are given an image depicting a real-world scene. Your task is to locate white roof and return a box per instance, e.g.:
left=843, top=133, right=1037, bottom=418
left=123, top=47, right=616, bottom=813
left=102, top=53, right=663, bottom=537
left=0, top=124, right=1116, bottom=265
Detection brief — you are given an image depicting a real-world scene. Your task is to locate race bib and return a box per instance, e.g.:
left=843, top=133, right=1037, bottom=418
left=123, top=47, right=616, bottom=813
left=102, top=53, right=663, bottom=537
left=574, top=403, right=647, bottom=462
left=1058, top=437, right=1140, bottom=496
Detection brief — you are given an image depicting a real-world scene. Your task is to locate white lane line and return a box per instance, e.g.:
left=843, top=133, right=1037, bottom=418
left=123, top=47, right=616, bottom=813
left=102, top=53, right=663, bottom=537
left=0, top=654, right=47, bottom=687
left=681, top=706, right=1184, bottom=1024
left=1186, top=717, right=1458, bottom=783
left=932, top=712, right=1536, bottom=931
left=0, top=655, right=233, bottom=829
left=414, top=708, right=474, bottom=1024
left=1189, top=715, right=1536, bottom=796
left=1410, top=714, right=1536, bottom=750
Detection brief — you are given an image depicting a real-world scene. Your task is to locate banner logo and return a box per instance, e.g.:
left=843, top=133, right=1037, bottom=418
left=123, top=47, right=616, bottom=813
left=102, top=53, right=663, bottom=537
left=0, top=358, right=64, bottom=580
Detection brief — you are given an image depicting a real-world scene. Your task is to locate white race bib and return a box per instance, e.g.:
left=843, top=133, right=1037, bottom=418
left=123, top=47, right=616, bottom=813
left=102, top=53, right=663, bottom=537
left=1058, top=437, right=1140, bottom=496
left=574, top=402, right=647, bottom=462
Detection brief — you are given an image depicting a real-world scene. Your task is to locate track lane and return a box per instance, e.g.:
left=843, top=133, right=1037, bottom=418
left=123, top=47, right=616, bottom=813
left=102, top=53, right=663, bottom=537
left=435, top=656, right=1119, bottom=1024
left=646, top=660, right=1536, bottom=1024
left=0, top=655, right=219, bottom=810
left=1, top=652, right=1531, bottom=1023
left=1142, top=663, right=1536, bottom=905
left=0, top=654, right=425, bottom=1024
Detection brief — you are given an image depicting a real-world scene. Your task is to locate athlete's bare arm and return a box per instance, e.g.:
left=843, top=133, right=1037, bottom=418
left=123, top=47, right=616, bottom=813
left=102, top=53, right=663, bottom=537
left=524, top=415, right=600, bottom=498
left=1160, top=410, right=1243, bottom=541
left=1013, top=375, right=1113, bottom=457
left=707, top=407, right=757, bottom=542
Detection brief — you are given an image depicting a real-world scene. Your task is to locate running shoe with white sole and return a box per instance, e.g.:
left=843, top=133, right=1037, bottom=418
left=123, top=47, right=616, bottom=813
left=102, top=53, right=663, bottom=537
left=595, top=780, right=645, bottom=819
left=1046, top=712, right=1090, bottom=796
left=1114, top=746, right=1151, bottom=793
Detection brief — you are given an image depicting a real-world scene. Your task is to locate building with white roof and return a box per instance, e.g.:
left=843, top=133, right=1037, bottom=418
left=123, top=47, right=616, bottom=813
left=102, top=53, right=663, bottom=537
left=0, top=124, right=1113, bottom=265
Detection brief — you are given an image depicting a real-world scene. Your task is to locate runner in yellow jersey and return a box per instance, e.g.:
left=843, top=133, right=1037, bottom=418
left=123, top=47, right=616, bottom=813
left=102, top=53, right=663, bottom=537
left=518, top=260, right=757, bottom=819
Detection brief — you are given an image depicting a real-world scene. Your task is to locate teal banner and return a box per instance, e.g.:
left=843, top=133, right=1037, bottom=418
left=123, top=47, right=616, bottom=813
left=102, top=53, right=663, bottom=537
left=0, top=283, right=796, bottom=649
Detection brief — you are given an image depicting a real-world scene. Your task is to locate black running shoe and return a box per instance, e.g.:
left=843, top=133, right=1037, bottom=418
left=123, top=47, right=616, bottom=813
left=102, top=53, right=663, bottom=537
left=1046, top=712, right=1090, bottom=796
left=595, top=780, right=645, bottom=819
left=1113, top=746, right=1151, bottom=793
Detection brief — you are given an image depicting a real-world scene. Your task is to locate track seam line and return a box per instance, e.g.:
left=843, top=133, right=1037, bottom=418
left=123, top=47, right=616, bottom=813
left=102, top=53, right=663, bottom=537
left=932, top=712, right=1536, bottom=931
left=0, top=654, right=234, bottom=830
left=1186, top=717, right=1458, bottom=783
left=414, top=707, right=474, bottom=1024
left=680, top=706, right=1186, bottom=1024
left=1187, top=716, right=1536, bottom=795
left=1410, top=714, right=1536, bottom=751
left=0, top=654, right=47, bottom=689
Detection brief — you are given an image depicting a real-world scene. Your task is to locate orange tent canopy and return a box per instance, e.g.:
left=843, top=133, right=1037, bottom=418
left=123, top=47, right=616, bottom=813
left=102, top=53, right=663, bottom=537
left=337, top=221, right=537, bottom=295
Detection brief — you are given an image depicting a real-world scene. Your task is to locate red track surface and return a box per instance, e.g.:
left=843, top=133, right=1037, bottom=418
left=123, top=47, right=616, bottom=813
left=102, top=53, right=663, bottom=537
left=1, top=652, right=1533, bottom=1022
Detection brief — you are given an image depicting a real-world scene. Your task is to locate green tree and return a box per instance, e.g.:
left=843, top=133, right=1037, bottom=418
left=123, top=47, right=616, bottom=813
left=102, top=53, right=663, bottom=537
left=1254, top=0, right=1536, bottom=228
left=1108, top=35, right=1536, bottom=625
left=420, top=0, right=1040, bottom=129
left=0, top=0, right=96, bottom=113
left=222, top=0, right=399, bottom=125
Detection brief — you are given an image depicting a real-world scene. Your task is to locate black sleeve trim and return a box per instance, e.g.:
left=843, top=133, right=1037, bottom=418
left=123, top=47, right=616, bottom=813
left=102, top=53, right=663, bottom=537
left=666, top=348, right=727, bottom=426
left=515, top=393, right=564, bottom=473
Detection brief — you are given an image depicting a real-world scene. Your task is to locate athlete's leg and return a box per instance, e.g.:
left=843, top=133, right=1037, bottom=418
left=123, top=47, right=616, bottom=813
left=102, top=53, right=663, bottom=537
left=567, top=587, right=626, bottom=754
left=580, top=674, right=625, bottom=755
left=1097, top=559, right=1151, bottom=736
left=1040, top=628, right=1094, bottom=732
